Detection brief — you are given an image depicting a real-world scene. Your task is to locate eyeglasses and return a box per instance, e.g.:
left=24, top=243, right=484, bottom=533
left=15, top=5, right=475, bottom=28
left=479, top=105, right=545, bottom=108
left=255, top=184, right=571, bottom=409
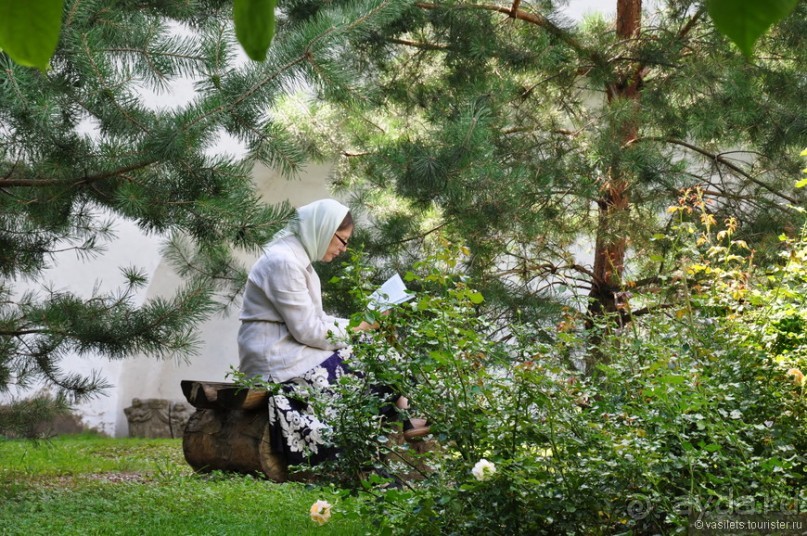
left=334, top=234, right=349, bottom=247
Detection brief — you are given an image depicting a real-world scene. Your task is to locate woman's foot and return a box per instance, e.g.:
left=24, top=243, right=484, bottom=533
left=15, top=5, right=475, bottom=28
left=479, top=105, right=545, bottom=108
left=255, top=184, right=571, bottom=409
left=403, top=417, right=430, bottom=441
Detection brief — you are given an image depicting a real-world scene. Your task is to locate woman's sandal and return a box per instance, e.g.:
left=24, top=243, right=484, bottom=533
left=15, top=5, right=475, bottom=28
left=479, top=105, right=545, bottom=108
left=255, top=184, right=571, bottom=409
left=402, top=417, right=431, bottom=441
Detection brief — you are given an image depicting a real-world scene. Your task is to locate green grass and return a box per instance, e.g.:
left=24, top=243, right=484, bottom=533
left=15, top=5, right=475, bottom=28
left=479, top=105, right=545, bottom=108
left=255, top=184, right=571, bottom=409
left=0, top=434, right=373, bottom=535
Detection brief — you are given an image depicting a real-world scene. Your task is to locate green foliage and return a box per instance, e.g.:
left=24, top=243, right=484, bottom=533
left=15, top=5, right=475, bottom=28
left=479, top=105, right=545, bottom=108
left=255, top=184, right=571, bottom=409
left=0, top=0, right=799, bottom=71
left=0, top=393, right=70, bottom=438
left=281, top=0, right=806, bottom=335
left=307, top=210, right=807, bottom=534
left=0, top=0, right=62, bottom=70
left=234, top=0, right=277, bottom=62
left=707, top=0, right=800, bottom=58
left=1, top=0, right=321, bottom=400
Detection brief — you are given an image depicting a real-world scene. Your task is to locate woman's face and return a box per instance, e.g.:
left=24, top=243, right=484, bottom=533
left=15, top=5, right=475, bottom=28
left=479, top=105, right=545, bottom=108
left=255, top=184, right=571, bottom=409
left=322, top=225, right=353, bottom=263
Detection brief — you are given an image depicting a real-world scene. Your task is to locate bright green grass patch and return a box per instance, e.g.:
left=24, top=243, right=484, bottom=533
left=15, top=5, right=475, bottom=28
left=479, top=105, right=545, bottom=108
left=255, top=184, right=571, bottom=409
left=0, top=433, right=188, bottom=478
left=0, top=434, right=371, bottom=535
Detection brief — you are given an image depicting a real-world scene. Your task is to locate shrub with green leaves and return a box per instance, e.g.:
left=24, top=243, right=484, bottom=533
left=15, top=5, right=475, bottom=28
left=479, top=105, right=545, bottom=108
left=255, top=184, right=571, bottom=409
left=308, top=206, right=807, bottom=535
left=0, top=393, right=71, bottom=439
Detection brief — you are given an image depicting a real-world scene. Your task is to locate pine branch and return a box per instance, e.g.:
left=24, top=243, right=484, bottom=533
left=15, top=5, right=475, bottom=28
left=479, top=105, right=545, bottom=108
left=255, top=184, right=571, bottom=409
left=0, top=160, right=157, bottom=188
left=193, top=0, right=398, bottom=130
left=414, top=1, right=592, bottom=58
left=377, top=221, right=450, bottom=247
left=677, top=6, right=707, bottom=41
left=387, top=37, right=450, bottom=51
left=80, top=34, right=149, bottom=133
left=101, top=48, right=205, bottom=63
left=624, top=7, right=707, bottom=92
left=641, top=137, right=799, bottom=205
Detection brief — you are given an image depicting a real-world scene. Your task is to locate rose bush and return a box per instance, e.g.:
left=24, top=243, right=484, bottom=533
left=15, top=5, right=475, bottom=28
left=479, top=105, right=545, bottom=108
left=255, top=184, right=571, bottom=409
left=312, top=200, right=807, bottom=535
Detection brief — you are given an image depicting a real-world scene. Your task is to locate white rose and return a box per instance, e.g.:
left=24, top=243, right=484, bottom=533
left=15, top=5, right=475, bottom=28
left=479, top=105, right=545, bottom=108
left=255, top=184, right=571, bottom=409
left=472, top=458, right=497, bottom=481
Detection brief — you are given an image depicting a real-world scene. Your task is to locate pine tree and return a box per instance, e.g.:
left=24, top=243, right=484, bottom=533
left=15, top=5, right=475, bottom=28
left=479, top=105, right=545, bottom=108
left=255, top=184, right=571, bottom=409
left=275, top=0, right=806, bottom=356
left=0, top=0, right=328, bottom=400
left=5, top=1, right=802, bottom=399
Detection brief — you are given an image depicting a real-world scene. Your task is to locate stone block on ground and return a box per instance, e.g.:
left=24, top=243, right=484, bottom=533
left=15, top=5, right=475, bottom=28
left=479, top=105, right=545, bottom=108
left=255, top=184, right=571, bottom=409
left=124, top=398, right=192, bottom=438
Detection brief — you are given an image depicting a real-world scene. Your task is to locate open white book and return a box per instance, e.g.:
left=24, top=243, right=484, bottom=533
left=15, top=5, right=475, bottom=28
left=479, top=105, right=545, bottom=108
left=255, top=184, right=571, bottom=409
left=367, top=273, right=415, bottom=312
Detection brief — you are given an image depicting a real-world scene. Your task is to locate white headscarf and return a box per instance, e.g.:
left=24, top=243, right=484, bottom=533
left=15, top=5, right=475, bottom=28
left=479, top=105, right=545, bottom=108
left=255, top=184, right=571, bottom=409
left=290, top=199, right=350, bottom=262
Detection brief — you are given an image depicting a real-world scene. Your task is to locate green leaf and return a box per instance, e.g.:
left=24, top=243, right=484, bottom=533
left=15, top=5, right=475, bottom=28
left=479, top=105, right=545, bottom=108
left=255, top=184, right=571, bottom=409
left=0, top=0, right=63, bottom=70
left=796, top=178, right=807, bottom=189
left=233, top=0, right=276, bottom=62
left=707, top=0, right=799, bottom=58
left=428, top=350, right=452, bottom=364
left=658, top=374, right=686, bottom=385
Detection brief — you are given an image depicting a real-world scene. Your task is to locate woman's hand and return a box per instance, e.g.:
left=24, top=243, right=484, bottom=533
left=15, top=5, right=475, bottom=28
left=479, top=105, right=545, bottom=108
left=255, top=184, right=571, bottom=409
left=352, top=309, right=391, bottom=332
left=353, top=320, right=379, bottom=332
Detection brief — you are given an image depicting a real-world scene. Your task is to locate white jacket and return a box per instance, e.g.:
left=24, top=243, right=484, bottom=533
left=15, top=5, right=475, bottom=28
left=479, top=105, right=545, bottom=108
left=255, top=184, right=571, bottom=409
left=237, top=235, right=349, bottom=382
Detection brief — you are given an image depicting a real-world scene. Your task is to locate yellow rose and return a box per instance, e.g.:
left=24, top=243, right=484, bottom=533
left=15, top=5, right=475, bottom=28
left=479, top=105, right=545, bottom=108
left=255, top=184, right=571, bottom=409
left=786, top=368, right=804, bottom=386
left=310, top=500, right=332, bottom=525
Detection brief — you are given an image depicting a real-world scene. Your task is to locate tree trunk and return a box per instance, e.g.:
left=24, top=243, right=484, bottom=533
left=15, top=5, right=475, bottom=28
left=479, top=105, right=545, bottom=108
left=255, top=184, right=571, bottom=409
left=588, top=0, right=642, bottom=316
left=585, top=0, right=642, bottom=367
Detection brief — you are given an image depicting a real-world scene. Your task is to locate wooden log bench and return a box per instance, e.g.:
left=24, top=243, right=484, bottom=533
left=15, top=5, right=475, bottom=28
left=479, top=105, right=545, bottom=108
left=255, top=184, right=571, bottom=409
left=180, top=380, right=436, bottom=484
left=180, top=380, right=289, bottom=482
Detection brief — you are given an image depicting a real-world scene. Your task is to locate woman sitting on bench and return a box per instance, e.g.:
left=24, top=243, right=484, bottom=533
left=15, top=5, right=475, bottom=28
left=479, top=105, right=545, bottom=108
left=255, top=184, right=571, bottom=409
left=237, top=198, right=428, bottom=466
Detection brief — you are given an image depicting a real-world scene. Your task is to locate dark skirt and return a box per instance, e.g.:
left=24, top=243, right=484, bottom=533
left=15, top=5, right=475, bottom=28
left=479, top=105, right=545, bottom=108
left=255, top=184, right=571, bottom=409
left=267, top=351, right=345, bottom=466
left=267, top=351, right=400, bottom=466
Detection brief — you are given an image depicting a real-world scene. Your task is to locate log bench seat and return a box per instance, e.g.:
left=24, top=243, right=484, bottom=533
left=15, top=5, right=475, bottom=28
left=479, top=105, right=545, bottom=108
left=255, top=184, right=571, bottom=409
left=180, top=380, right=435, bottom=484
left=180, top=380, right=288, bottom=482
left=180, top=380, right=270, bottom=411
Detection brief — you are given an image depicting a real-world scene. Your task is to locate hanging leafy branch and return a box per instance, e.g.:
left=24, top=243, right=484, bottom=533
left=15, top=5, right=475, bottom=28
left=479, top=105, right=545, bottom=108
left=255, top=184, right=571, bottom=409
left=0, top=0, right=278, bottom=69
left=707, top=0, right=801, bottom=58
left=0, top=0, right=799, bottom=70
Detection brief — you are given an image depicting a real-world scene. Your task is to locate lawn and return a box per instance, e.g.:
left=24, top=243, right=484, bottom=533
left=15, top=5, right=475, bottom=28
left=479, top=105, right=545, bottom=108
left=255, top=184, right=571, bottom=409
left=0, top=434, right=372, bottom=535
